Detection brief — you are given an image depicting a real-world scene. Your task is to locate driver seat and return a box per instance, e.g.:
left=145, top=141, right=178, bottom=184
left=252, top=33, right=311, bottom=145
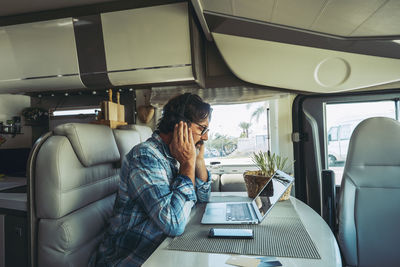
left=337, top=117, right=400, bottom=267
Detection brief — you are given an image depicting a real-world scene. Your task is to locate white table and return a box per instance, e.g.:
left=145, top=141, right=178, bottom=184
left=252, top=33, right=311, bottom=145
left=0, top=177, right=26, bottom=211
left=144, top=192, right=342, bottom=267
left=0, top=193, right=27, bottom=211
left=0, top=176, right=26, bottom=192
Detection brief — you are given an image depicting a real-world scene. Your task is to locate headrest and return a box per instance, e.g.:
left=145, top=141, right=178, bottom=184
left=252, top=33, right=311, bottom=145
left=344, top=117, right=400, bottom=186
left=54, top=123, right=120, bottom=167
left=113, top=129, right=141, bottom=158
left=117, top=124, right=153, bottom=142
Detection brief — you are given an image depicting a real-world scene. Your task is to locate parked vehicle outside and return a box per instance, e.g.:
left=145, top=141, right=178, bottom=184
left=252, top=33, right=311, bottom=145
left=327, top=120, right=359, bottom=165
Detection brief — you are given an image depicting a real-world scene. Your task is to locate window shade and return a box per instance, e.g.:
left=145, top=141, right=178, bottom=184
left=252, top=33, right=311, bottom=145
left=150, top=86, right=289, bottom=108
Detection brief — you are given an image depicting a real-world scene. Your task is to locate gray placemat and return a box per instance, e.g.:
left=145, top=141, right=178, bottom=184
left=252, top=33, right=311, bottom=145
left=167, top=200, right=321, bottom=259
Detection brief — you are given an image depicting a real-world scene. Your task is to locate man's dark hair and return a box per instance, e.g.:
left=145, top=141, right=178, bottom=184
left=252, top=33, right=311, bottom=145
left=157, top=93, right=212, bottom=134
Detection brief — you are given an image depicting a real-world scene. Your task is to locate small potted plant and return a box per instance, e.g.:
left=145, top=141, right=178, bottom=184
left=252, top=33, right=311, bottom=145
left=244, top=151, right=293, bottom=201
left=21, top=107, right=48, bottom=126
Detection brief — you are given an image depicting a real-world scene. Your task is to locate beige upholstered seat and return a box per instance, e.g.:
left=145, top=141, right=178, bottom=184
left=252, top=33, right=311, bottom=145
left=117, top=124, right=153, bottom=142
left=28, top=123, right=152, bottom=267
left=337, top=117, right=400, bottom=267
left=113, top=128, right=141, bottom=159
left=220, top=174, right=247, bottom=192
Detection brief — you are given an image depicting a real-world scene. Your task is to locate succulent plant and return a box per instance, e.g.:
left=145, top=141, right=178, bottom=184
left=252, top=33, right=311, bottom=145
left=250, top=150, right=292, bottom=177
left=21, top=107, right=48, bottom=121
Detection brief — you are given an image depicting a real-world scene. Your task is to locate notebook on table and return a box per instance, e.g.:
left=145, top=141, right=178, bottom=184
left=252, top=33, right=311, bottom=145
left=201, top=170, right=294, bottom=225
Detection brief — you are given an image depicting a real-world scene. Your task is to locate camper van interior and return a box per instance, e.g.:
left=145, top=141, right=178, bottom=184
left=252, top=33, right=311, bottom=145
left=1, top=0, right=400, bottom=266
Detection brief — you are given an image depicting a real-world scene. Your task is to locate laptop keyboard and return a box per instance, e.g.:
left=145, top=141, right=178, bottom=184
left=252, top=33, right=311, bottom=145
left=226, top=203, right=252, bottom=221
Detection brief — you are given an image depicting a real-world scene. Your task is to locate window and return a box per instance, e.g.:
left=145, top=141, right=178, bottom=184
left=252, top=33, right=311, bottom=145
left=204, top=101, right=270, bottom=172
left=51, top=108, right=100, bottom=117
left=326, top=101, right=396, bottom=185
left=49, top=106, right=101, bottom=130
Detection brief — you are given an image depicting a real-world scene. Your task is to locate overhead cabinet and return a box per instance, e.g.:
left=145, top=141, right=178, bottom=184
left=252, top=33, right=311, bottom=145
left=101, top=2, right=199, bottom=86
left=0, top=2, right=202, bottom=93
left=0, top=18, right=84, bottom=93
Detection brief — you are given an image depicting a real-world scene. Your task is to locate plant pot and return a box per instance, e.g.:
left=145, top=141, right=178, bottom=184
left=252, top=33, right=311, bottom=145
left=279, top=183, right=293, bottom=201
left=243, top=170, right=271, bottom=198
left=243, top=170, right=292, bottom=201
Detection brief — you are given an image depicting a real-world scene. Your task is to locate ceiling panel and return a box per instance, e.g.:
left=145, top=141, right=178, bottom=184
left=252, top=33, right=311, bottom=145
left=272, top=0, right=325, bottom=29
left=232, top=0, right=274, bottom=22
left=201, top=0, right=233, bottom=15
left=311, top=0, right=387, bottom=36
left=200, top=0, right=400, bottom=37
left=352, top=0, right=400, bottom=36
left=212, top=32, right=400, bottom=93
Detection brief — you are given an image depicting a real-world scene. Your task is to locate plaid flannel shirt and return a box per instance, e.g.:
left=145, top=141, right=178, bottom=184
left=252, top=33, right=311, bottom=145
left=92, top=132, right=211, bottom=266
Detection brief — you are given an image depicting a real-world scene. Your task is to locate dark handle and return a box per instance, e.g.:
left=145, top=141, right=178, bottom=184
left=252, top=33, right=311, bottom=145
left=322, top=169, right=336, bottom=233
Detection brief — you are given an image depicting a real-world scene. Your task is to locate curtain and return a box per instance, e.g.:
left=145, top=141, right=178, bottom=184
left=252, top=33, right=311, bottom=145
left=150, top=86, right=289, bottom=108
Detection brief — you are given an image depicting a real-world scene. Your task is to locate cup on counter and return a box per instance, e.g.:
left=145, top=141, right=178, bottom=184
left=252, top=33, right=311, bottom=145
left=12, top=116, right=21, bottom=133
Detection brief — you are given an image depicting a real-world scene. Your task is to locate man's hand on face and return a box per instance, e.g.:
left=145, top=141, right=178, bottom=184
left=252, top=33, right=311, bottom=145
left=169, top=121, right=196, bottom=184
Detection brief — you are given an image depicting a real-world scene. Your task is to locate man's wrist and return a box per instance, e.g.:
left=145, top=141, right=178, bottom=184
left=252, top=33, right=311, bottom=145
left=196, top=157, right=205, bottom=162
left=179, top=162, right=195, bottom=183
left=180, top=161, right=195, bottom=169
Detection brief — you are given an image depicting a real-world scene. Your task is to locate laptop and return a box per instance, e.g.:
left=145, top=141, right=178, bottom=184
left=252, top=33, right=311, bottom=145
left=201, top=170, right=294, bottom=224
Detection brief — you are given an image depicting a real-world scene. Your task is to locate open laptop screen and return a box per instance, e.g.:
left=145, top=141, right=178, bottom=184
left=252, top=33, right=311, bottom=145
left=253, top=171, right=293, bottom=217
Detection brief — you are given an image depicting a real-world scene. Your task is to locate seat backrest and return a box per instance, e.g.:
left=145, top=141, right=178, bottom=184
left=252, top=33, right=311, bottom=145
left=113, top=128, right=141, bottom=159
left=338, top=117, right=400, bottom=267
left=117, top=124, right=153, bottom=142
left=28, top=123, right=150, bottom=267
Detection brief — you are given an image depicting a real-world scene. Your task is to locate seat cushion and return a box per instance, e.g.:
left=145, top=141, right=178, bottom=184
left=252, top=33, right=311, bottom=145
left=113, top=129, right=141, bottom=158
left=54, top=123, right=120, bottom=167
left=36, top=135, right=119, bottom=218
left=38, top=194, right=116, bottom=267
left=117, top=124, right=153, bottom=142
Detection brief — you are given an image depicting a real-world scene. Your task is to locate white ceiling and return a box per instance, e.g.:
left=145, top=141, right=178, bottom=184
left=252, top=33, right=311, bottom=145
left=2, top=0, right=399, bottom=38
left=200, top=0, right=400, bottom=37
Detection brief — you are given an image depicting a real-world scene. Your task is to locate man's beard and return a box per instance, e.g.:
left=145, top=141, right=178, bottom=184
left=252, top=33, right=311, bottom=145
left=195, top=140, right=204, bottom=147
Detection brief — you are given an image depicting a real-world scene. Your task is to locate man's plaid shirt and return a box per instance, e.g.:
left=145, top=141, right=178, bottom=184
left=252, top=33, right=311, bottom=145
left=92, top=132, right=211, bottom=266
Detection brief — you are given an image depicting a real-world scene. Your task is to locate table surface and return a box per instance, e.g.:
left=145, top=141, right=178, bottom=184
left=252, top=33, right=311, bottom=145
left=0, top=176, right=27, bottom=211
left=0, top=176, right=26, bottom=191
left=143, top=192, right=342, bottom=267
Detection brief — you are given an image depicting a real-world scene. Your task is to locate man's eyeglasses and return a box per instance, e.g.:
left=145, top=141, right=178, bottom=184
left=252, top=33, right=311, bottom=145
left=192, top=122, right=209, bottom=136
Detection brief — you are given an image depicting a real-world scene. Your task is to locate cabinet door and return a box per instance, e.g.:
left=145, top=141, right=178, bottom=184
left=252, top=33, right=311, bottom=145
left=0, top=215, right=4, bottom=267
left=101, top=2, right=194, bottom=86
left=5, top=214, right=28, bottom=267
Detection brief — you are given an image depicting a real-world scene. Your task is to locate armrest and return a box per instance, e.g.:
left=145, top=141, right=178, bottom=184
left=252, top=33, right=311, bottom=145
left=321, top=169, right=336, bottom=233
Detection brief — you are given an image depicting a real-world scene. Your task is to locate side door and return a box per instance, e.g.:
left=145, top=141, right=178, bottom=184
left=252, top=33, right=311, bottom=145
left=292, top=92, right=399, bottom=214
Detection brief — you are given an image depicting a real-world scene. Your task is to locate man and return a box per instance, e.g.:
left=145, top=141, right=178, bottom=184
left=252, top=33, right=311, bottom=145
left=91, top=93, right=212, bottom=266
